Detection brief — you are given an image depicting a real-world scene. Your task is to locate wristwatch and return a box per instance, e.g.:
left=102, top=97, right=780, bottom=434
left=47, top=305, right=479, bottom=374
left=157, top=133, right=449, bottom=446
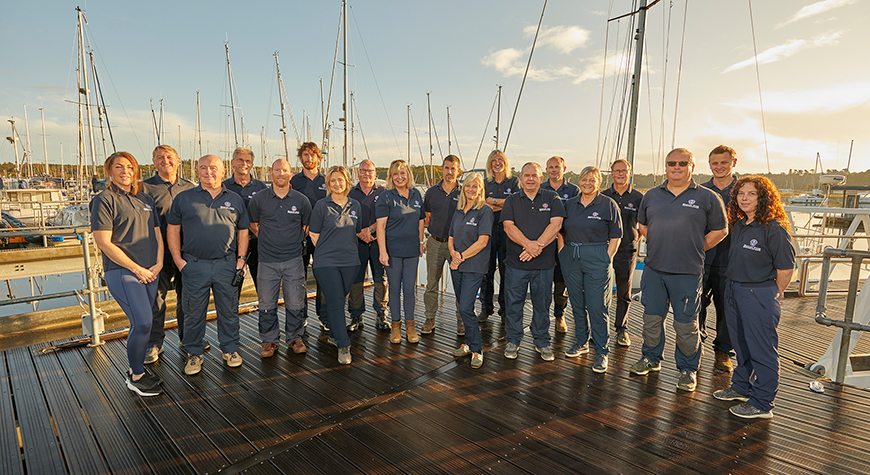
left=238, top=255, right=248, bottom=261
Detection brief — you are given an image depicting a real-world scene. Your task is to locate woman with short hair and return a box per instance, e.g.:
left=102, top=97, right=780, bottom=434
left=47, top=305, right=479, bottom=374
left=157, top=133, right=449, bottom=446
left=310, top=166, right=362, bottom=364
left=560, top=166, right=622, bottom=373
left=448, top=172, right=493, bottom=368
left=377, top=160, right=425, bottom=344
left=713, top=176, right=795, bottom=419
left=91, top=151, right=164, bottom=396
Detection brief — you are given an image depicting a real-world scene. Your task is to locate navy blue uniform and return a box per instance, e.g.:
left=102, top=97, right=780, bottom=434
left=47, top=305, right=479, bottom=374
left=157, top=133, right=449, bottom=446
left=376, top=187, right=425, bottom=322
left=481, top=175, right=519, bottom=316
left=725, top=218, right=795, bottom=413
left=347, top=184, right=388, bottom=321
left=449, top=205, right=494, bottom=354
left=700, top=177, right=736, bottom=353
left=543, top=179, right=580, bottom=322
left=602, top=184, right=644, bottom=332
left=290, top=171, right=327, bottom=322
left=223, top=176, right=267, bottom=293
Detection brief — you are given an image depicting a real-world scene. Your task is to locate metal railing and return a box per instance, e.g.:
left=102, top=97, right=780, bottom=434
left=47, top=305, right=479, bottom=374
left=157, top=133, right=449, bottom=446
left=814, top=247, right=870, bottom=383
left=0, top=226, right=106, bottom=346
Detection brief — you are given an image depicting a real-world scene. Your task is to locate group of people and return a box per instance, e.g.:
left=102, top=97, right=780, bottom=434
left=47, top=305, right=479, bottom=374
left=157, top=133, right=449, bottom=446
left=92, top=142, right=794, bottom=420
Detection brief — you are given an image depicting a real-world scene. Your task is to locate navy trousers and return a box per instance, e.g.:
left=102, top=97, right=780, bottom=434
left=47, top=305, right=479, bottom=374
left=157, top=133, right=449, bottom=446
left=180, top=254, right=240, bottom=355
left=314, top=265, right=359, bottom=348
left=611, top=249, right=636, bottom=331
left=481, top=223, right=507, bottom=314
left=106, top=268, right=158, bottom=375
left=451, top=270, right=484, bottom=353
left=385, top=256, right=419, bottom=322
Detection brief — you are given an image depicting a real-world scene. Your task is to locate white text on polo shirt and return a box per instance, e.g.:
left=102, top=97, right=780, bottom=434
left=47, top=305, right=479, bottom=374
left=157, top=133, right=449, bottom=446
left=587, top=212, right=602, bottom=220
left=742, top=238, right=761, bottom=252
left=681, top=198, right=699, bottom=209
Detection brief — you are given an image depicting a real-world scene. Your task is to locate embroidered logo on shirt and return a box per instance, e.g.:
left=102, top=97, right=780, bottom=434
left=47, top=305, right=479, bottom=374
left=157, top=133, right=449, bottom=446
left=414, top=200, right=421, bottom=208
left=351, top=210, right=357, bottom=216
left=563, top=194, right=569, bottom=198
left=466, top=217, right=478, bottom=226
left=219, top=201, right=236, bottom=211
left=682, top=198, right=699, bottom=209
left=143, top=204, right=152, bottom=211
left=505, top=188, right=511, bottom=193
left=288, top=205, right=300, bottom=215
left=588, top=211, right=602, bottom=220
left=539, top=202, right=551, bottom=212
left=743, top=239, right=762, bottom=252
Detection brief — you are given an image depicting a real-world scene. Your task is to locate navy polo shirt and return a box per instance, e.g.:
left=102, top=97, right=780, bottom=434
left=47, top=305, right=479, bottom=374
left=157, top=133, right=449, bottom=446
left=726, top=219, right=795, bottom=283
left=167, top=186, right=250, bottom=260
left=290, top=171, right=327, bottom=209
left=222, top=175, right=268, bottom=206
left=485, top=175, right=519, bottom=223
left=376, top=187, right=425, bottom=258
left=348, top=183, right=385, bottom=231
left=247, top=187, right=311, bottom=262
left=90, top=186, right=160, bottom=272
left=638, top=179, right=727, bottom=275
left=424, top=180, right=461, bottom=239
left=563, top=193, right=622, bottom=244
left=142, top=173, right=195, bottom=233
left=702, top=177, right=736, bottom=267
left=310, top=196, right=362, bottom=268
left=602, top=184, right=644, bottom=251
left=448, top=205, right=494, bottom=274
left=500, top=188, right=566, bottom=270
left=542, top=179, right=580, bottom=202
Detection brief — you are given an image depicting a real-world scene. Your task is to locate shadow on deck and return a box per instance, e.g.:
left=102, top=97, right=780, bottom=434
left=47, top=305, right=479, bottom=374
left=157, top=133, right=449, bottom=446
left=3, top=288, right=870, bottom=474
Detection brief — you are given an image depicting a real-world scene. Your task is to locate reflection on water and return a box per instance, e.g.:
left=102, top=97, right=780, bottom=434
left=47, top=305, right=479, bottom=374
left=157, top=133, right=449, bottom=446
left=1, top=273, right=92, bottom=318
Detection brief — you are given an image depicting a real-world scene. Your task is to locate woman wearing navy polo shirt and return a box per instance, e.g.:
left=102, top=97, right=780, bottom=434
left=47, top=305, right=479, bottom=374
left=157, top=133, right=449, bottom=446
left=91, top=152, right=164, bottom=396
left=560, top=166, right=622, bottom=373
left=310, top=166, right=362, bottom=365
left=713, top=176, right=794, bottom=419
left=377, top=159, right=425, bottom=344
left=448, top=173, right=493, bottom=368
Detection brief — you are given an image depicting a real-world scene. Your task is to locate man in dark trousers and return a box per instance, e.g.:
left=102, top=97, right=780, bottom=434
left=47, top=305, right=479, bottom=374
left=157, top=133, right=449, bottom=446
left=541, top=155, right=579, bottom=334
left=142, top=145, right=196, bottom=363
left=290, top=142, right=328, bottom=329
left=222, top=146, right=267, bottom=299
left=168, top=154, right=249, bottom=376
left=701, top=145, right=738, bottom=372
left=601, top=158, right=643, bottom=347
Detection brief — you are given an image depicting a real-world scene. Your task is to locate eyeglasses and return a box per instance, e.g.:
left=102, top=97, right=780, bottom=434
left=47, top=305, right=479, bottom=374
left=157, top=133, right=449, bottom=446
left=666, top=161, right=690, bottom=167
left=359, top=169, right=376, bottom=174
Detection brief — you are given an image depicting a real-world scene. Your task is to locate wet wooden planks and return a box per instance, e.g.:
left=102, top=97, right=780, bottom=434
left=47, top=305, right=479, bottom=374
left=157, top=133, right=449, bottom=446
left=1, top=288, right=870, bottom=474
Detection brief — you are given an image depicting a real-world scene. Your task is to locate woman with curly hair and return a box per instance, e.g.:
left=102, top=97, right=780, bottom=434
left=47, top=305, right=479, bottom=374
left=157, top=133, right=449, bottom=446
left=712, top=175, right=794, bottom=419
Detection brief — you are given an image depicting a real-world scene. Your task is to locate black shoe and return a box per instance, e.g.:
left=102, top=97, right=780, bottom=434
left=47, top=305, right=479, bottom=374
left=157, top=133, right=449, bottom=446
left=320, top=319, right=330, bottom=332
left=347, top=317, right=363, bottom=332
left=375, top=315, right=390, bottom=332
left=126, top=370, right=162, bottom=396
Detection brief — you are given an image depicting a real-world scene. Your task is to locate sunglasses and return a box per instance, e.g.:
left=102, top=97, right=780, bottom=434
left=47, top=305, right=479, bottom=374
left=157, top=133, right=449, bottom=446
left=666, top=161, right=691, bottom=167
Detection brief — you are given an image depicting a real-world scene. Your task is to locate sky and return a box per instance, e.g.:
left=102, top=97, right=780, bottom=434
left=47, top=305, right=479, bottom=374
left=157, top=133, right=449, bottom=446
left=1, top=0, right=869, bottom=179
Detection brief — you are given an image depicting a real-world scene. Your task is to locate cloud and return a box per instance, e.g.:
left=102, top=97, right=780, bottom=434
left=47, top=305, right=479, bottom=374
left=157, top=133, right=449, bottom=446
left=723, top=32, right=843, bottom=73
left=727, top=82, right=870, bottom=113
left=572, top=52, right=635, bottom=85
left=780, top=0, right=856, bottom=27
left=523, top=25, right=590, bottom=54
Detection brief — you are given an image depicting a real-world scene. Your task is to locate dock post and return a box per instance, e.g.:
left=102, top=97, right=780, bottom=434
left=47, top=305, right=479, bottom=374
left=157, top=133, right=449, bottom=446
left=80, top=231, right=104, bottom=346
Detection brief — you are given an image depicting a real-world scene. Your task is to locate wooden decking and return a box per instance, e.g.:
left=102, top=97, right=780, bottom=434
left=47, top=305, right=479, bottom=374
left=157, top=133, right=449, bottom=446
left=3, top=288, right=870, bottom=474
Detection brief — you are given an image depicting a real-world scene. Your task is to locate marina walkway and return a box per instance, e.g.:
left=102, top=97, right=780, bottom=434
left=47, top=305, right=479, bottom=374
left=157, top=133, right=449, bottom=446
left=2, top=288, right=870, bottom=474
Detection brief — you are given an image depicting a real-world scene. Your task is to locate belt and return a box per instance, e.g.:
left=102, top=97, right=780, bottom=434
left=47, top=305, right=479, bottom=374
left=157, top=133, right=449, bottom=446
left=568, top=241, right=607, bottom=259
left=431, top=236, right=448, bottom=243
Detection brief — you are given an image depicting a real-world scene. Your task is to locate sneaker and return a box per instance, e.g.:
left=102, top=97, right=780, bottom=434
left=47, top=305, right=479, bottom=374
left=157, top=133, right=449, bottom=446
left=713, top=387, right=749, bottom=402
left=347, top=317, right=363, bottom=332
left=141, top=369, right=163, bottom=386
left=327, top=336, right=337, bottom=347
left=677, top=370, right=697, bottom=392
left=714, top=350, right=734, bottom=373
left=471, top=352, right=483, bottom=368
left=729, top=402, right=773, bottom=419
left=504, top=342, right=519, bottom=359
left=616, top=330, right=631, bottom=347
left=629, top=356, right=662, bottom=375
left=144, top=345, right=163, bottom=364
left=223, top=352, right=243, bottom=368
left=290, top=338, right=308, bottom=354
left=536, top=346, right=555, bottom=362
left=565, top=343, right=590, bottom=358
left=320, top=319, right=330, bottom=332
left=453, top=344, right=471, bottom=357
left=338, top=346, right=352, bottom=365
left=184, top=354, right=204, bottom=376
left=375, top=315, right=390, bottom=332
left=260, top=342, right=277, bottom=358
left=593, top=354, right=608, bottom=373
left=125, top=371, right=162, bottom=396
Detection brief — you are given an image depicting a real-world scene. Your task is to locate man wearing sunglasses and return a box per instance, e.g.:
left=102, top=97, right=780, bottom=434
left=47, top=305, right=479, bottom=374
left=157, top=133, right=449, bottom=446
left=629, top=148, right=728, bottom=393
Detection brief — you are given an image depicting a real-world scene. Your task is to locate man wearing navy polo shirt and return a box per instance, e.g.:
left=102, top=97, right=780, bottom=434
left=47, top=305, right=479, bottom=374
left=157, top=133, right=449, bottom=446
left=701, top=145, right=738, bottom=373
left=422, top=155, right=462, bottom=335
left=223, top=147, right=267, bottom=297
left=142, top=145, right=196, bottom=363
left=629, top=148, right=727, bottom=392
left=542, top=155, right=579, bottom=334
left=601, top=159, right=644, bottom=347
left=501, top=162, right=566, bottom=361
left=168, top=154, right=250, bottom=376
left=248, top=158, right=311, bottom=357
left=290, top=142, right=328, bottom=329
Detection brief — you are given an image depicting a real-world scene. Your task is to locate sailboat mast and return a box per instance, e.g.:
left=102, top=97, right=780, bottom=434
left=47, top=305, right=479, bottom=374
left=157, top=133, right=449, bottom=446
left=40, top=108, right=48, bottom=176
left=407, top=104, right=411, bottom=161
left=7, top=119, right=21, bottom=178
left=226, top=42, right=239, bottom=148
left=274, top=53, right=291, bottom=162
left=75, top=7, right=86, bottom=191
left=342, top=0, right=349, bottom=167
left=447, top=106, right=451, bottom=155
left=350, top=91, right=355, bottom=165
left=81, top=43, right=98, bottom=176
left=24, top=106, right=34, bottom=178
left=427, top=93, right=433, bottom=180
left=624, top=0, right=648, bottom=173
left=89, top=51, right=109, bottom=162
left=196, top=91, right=203, bottom=158
left=496, top=85, right=501, bottom=149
